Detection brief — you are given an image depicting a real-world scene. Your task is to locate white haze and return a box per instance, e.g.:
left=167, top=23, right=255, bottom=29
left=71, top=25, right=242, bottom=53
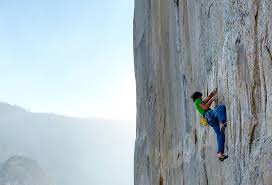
left=0, top=103, right=135, bottom=185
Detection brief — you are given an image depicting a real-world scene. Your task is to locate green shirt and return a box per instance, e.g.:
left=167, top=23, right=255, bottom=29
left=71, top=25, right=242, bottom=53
left=194, top=98, right=211, bottom=116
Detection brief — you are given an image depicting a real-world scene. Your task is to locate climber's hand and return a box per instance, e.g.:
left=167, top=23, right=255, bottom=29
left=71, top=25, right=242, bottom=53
left=211, top=95, right=217, bottom=102
left=210, top=88, right=218, bottom=96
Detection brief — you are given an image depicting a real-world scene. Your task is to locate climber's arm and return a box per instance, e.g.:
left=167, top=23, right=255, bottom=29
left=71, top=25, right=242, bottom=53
left=199, top=97, right=216, bottom=110
left=203, top=94, right=214, bottom=103
left=203, top=88, right=217, bottom=103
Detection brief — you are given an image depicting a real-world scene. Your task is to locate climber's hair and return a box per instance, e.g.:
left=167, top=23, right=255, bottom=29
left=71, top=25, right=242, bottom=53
left=191, top=92, right=202, bottom=102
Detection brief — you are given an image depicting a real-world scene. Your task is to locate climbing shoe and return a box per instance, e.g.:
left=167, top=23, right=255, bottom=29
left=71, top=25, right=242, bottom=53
left=218, top=154, right=228, bottom=162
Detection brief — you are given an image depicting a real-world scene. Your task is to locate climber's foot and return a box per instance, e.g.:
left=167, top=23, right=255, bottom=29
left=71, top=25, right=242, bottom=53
left=218, top=153, right=228, bottom=162
left=220, top=122, right=227, bottom=132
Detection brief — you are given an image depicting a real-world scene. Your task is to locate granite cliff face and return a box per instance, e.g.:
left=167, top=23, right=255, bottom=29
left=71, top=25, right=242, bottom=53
left=133, top=0, right=272, bottom=185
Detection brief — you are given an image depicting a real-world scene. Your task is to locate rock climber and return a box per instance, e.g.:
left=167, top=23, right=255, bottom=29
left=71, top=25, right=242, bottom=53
left=191, top=89, right=228, bottom=161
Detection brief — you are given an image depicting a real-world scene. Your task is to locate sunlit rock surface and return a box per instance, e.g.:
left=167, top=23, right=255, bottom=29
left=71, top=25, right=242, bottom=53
left=133, top=0, right=272, bottom=184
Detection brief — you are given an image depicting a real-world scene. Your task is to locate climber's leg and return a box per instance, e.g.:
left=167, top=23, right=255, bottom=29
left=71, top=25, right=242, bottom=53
left=212, top=105, right=227, bottom=131
left=206, top=110, right=227, bottom=161
left=213, top=123, right=225, bottom=154
left=213, top=105, right=227, bottom=123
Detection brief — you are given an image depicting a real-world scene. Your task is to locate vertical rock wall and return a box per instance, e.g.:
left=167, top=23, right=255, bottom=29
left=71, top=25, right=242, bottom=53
left=133, top=0, right=272, bottom=185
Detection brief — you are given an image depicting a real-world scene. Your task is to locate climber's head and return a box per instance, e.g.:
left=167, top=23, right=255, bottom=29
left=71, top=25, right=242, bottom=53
left=191, top=92, right=202, bottom=102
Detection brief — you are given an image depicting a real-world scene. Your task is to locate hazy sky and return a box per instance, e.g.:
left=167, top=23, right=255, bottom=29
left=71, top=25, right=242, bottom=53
left=0, top=0, right=135, bottom=120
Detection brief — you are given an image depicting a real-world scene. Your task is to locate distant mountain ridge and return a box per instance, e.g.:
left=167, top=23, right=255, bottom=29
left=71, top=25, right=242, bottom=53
left=0, top=102, right=27, bottom=114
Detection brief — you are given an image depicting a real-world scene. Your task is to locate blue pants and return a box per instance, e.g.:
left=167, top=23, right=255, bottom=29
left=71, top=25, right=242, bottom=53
left=204, top=105, right=227, bottom=153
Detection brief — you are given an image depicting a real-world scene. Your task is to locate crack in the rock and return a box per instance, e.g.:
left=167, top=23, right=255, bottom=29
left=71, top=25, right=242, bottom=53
left=249, top=124, right=257, bottom=153
left=174, top=0, right=179, bottom=7
left=265, top=45, right=272, bottom=64
left=208, top=1, right=214, bottom=17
